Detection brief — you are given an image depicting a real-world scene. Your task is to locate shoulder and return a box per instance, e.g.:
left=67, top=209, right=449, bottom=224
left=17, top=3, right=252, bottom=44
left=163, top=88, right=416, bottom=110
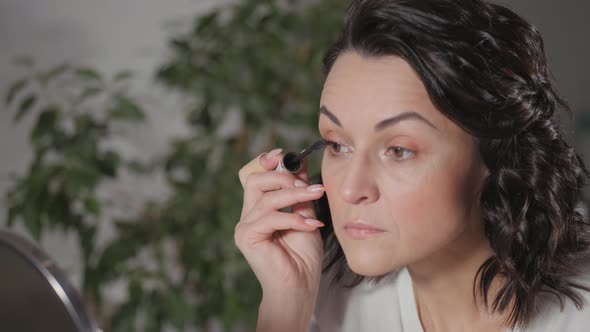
left=523, top=266, right=590, bottom=332
left=310, top=268, right=405, bottom=332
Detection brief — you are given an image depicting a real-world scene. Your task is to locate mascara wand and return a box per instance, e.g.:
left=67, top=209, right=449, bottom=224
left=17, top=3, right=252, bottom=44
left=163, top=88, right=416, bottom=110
left=275, top=139, right=328, bottom=173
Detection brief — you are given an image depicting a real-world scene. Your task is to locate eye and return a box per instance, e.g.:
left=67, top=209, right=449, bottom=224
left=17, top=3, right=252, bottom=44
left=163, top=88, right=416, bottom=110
left=386, top=146, right=415, bottom=161
left=323, top=139, right=350, bottom=155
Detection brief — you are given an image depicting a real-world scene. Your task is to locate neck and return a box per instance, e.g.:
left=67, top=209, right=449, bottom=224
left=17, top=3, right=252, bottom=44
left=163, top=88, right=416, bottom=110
left=407, top=225, right=511, bottom=332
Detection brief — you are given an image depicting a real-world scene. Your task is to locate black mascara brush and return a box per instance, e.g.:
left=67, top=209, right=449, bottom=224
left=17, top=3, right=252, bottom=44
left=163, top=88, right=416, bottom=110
left=275, top=139, right=328, bottom=173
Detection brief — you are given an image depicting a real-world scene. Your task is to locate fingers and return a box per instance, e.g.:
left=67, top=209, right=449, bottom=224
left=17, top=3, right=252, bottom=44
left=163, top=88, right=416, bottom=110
left=239, top=148, right=283, bottom=188
left=242, top=171, right=306, bottom=215
left=259, top=148, right=283, bottom=170
left=243, top=184, right=325, bottom=223
left=235, top=210, right=324, bottom=250
left=238, top=146, right=324, bottom=229
left=290, top=156, right=317, bottom=219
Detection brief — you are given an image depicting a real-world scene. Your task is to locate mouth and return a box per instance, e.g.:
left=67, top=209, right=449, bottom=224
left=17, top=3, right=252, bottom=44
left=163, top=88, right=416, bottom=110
left=343, top=218, right=387, bottom=239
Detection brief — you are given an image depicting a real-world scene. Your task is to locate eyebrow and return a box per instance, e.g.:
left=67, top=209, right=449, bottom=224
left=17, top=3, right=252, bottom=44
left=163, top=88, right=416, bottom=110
left=320, top=105, right=438, bottom=131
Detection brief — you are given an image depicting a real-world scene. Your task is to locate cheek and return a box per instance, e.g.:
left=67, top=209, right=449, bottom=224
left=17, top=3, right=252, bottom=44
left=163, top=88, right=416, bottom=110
left=320, top=154, right=338, bottom=196
left=320, top=158, right=340, bottom=212
left=390, top=159, right=475, bottom=253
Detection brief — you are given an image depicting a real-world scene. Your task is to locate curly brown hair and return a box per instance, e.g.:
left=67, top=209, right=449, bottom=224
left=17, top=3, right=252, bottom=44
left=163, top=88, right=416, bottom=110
left=311, top=0, right=590, bottom=328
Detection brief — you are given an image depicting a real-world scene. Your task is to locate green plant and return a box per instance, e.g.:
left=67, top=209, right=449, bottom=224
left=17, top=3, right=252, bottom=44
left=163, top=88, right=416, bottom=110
left=3, top=58, right=144, bottom=266
left=3, top=0, right=347, bottom=330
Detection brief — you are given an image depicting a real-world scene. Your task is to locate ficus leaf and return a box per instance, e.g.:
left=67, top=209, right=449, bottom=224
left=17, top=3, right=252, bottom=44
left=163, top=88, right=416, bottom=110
left=30, top=106, right=60, bottom=145
left=14, top=94, right=37, bottom=122
left=39, top=63, right=69, bottom=84
left=79, top=86, right=103, bottom=100
left=83, top=196, right=100, bottom=216
left=5, top=79, right=28, bottom=105
left=113, top=70, right=134, bottom=82
left=75, top=67, right=103, bottom=82
left=108, top=96, right=145, bottom=122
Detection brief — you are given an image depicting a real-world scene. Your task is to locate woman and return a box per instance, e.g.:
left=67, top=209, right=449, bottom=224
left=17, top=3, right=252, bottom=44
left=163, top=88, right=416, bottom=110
left=236, top=0, right=590, bottom=331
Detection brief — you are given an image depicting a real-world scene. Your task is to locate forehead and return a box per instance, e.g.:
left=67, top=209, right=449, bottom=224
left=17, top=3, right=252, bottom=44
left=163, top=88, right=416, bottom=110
left=319, top=52, right=452, bottom=134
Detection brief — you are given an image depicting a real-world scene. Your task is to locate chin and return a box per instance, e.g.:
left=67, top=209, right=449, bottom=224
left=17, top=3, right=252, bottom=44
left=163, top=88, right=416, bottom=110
left=343, top=247, right=401, bottom=277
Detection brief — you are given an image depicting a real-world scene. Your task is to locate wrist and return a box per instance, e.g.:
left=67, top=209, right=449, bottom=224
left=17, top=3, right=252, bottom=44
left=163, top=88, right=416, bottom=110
left=257, top=291, right=318, bottom=332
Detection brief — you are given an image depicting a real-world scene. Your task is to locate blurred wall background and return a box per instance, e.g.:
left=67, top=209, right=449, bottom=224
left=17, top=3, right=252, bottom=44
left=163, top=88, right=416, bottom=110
left=0, top=0, right=233, bottom=288
left=0, top=0, right=588, bottom=330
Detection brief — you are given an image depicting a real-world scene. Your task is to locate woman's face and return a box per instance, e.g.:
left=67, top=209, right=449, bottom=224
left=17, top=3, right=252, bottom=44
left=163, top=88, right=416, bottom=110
left=319, top=52, right=489, bottom=276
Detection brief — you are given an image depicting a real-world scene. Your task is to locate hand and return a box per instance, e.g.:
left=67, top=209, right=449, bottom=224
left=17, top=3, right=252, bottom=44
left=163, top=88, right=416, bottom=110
left=236, top=148, right=325, bottom=298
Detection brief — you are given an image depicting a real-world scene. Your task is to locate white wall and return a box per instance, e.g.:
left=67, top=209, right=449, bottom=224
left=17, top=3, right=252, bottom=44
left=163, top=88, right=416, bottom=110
left=501, top=0, right=590, bottom=108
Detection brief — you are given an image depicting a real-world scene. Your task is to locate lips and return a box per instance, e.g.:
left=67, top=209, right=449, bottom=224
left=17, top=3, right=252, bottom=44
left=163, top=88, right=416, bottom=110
left=343, top=218, right=386, bottom=232
left=343, top=219, right=386, bottom=240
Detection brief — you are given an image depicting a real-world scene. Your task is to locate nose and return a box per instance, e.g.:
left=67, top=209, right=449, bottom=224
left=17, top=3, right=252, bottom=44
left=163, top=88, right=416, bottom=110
left=339, top=155, right=379, bottom=205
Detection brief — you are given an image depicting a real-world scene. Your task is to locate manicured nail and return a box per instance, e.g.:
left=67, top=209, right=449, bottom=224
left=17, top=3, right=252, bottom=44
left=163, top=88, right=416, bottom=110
left=294, top=179, right=307, bottom=187
left=304, top=219, right=324, bottom=227
left=266, top=148, right=283, bottom=159
left=307, top=184, right=325, bottom=192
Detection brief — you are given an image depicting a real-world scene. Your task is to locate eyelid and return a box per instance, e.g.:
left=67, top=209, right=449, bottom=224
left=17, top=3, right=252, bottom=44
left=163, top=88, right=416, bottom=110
left=324, top=138, right=346, bottom=145
left=323, top=139, right=350, bottom=155
left=322, top=138, right=413, bottom=152
left=323, top=138, right=416, bottom=160
left=386, top=146, right=416, bottom=160
left=324, top=139, right=416, bottom=162
left=323, top=139, right=340, bottom=145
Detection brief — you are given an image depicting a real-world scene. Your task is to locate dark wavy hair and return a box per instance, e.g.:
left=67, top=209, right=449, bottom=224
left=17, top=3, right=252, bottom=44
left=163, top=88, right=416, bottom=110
left=311, top=0, right=590, bottom=328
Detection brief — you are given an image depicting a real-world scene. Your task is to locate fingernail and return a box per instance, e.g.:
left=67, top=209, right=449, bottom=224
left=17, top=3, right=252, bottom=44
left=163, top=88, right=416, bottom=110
left=294, top=179, right=307, bottom=187
left=307, top=184, right=325, bottom=192
left=266, top=148, right=283, bottom=159
left=304, top=219, right=324, bottom=227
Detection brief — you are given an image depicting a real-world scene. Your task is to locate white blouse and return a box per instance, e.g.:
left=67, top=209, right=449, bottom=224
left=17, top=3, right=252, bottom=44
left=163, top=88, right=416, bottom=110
left=307, top=266, right=590, bottom=332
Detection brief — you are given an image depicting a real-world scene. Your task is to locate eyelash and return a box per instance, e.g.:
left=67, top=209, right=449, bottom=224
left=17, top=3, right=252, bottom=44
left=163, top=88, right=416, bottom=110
left=322, top=139, right=415, bottom=161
